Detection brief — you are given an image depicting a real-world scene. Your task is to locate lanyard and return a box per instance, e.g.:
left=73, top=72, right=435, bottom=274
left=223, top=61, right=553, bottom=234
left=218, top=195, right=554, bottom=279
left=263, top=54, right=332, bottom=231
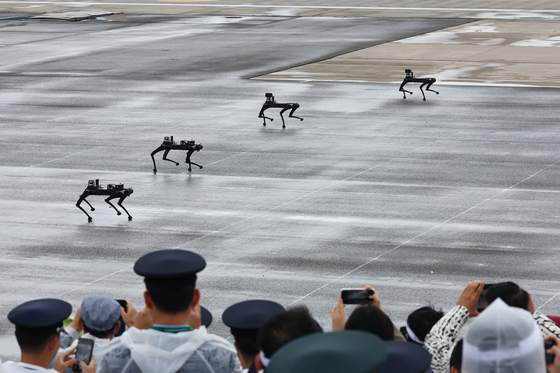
left=151, top=325, right=193, bottom=333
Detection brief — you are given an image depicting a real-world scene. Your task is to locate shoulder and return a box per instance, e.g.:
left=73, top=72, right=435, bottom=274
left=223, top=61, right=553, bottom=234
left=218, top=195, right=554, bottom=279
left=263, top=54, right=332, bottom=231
left=190, top=337, right=241, bottom=373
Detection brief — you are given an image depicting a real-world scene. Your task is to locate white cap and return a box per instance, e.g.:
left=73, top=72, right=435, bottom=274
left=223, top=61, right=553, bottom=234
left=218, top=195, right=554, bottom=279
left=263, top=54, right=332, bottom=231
left=462, top=298, right=545, bottom=373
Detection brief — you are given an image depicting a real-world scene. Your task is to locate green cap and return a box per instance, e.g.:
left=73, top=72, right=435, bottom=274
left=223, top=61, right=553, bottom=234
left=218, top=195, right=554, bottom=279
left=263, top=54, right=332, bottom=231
left=267, top=330, right=387, bottom=373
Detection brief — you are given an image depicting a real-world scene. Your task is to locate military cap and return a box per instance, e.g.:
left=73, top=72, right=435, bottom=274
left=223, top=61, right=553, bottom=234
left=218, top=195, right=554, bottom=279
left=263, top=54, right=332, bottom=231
left=222, top=300, right=284, bottom=335
left=134, top=249, right=206, bottom=284
left=377, top=341, right=433, bottom=373
left=266, top=330, right=387, bottom=373
left=201, top=306, right=213, bottom=328
left=8, top=299, right=72, bottom=336
left=81, top=295, right=121, bottom=331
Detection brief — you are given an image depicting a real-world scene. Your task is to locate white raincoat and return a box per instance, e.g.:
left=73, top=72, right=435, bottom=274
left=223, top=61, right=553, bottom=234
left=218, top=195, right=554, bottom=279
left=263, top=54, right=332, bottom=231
left=3, top=362, right=57, bottom=373
left=99, top=326, right=242, bottom=373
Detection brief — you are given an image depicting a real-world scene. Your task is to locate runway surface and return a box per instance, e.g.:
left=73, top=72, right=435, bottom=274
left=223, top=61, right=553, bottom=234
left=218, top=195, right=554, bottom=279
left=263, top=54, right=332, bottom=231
left=1, top=13, right=560, bottom=359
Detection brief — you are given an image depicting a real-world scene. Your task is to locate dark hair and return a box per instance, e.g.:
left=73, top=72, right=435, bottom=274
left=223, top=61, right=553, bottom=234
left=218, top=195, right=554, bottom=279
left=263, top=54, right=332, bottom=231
left=406, top=306, right=444, bottom=342
left=145, top=277, right=196, bottom=314
left=450, top=339, right=463, bottom=373
left=82, top=321, right=118, bottom=339
left=15, top=331, right=56, bottom=354
left=258, top=306, right=322, bottom=359
left=484, top=282, right=529, bottom=310
left=235, top=333, right=259, bottom=362
left=344, top=305, right=394, bottom=341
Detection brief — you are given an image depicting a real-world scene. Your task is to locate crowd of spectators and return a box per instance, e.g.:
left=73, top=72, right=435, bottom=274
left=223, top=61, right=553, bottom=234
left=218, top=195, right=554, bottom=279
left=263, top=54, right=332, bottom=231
left=2, top=249, right=560, bottom=373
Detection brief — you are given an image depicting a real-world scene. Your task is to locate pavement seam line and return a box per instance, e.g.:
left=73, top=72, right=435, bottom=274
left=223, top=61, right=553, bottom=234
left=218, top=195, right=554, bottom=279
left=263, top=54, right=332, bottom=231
left=287, top=157, right=560, bottom=306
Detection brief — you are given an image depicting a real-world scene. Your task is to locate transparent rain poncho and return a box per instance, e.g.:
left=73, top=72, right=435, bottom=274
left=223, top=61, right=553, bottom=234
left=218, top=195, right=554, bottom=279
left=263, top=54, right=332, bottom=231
left=462, top=298, right=546, bottom=373
left=120, top=326, right=213, bottom=373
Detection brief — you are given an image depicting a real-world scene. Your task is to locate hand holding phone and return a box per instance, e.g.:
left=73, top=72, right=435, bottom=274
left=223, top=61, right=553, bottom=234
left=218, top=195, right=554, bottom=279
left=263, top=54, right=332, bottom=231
left=477, top=283, right=495, bottom=312
left=341, top=289, right=374, bottom=305
left=73, top=339, right=94, bottom=373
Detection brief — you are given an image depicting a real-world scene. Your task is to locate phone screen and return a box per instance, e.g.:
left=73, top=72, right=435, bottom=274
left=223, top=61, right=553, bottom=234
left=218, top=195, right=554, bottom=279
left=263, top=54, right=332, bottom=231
left=341, top=289, right=374, bottom=305
left=75, top=339, right=94, bottom=365
left=477, top=284, right=494, bottom=312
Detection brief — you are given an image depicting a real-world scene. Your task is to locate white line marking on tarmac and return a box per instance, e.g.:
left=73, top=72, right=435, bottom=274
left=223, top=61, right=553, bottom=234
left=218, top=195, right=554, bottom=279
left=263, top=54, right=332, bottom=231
left=539, top=290, right=560, bottom=310
left=1, top=1, right=560, bottom=12
left=287, top=157, right=560, bottom=306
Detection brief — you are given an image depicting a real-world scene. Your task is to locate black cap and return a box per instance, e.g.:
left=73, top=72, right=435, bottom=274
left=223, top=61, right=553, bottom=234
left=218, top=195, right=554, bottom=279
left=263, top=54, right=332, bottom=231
left=201, top=306, right=213, bottom=328
left=377, top=341, right=433, bottom=373
left=267, top=330, right=387, bottom=373
left=222, top=300, right=284, bottom=334
left=134, top=249, right=206, bottom=284
left=8, top=299, right=72, bottom=337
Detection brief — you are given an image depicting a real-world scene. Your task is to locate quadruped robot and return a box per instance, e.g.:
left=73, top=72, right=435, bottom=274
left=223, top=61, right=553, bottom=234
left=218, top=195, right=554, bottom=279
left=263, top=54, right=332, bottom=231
left=258, top=93, right=303, bottom=129
left=150, top=136, right=203, bottom=173
left=76, top=179, right=134, bottom=223
left=399, top=69, right=439, bottom=101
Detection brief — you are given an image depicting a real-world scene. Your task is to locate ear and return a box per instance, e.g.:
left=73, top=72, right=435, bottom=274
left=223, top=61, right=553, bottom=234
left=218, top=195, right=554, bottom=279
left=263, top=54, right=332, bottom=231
left=191, top=289, right=200, bottom=308
left=451, top=367, right=459, bottom=373
left=114, top=321, right=121, bottom=334
left=144, top=291, right=153, bottom=310
left=48, top=334, right=60, bottom=352
left=254, top=352, right=263, bottom=371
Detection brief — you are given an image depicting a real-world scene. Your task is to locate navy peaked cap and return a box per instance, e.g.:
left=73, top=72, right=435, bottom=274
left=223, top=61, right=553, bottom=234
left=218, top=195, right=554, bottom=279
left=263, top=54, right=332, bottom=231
left=201, top=306, right=213, bottom=328
left=134, top=249, right=206, bottom=279
left=8, top=298, right=72, bottom=336
left=377, top=341, right=433, bottom=373
left=222, top=300, right=284, bottom=330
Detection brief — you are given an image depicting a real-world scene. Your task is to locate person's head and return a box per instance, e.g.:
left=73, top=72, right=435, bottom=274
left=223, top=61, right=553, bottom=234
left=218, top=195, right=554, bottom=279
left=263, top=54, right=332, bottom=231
left=223, top=300, right=285, bottom=369
left=484, top=282, right=529, bottom=310
left=258, top=306, right=323, bottom=363
left=450, top=339, right=463, bottom=373
left=8, top=299, right=72, bottom=364
left=134, top=250, right=206, bottom=315
left=462, top=298, right=545, bottom=373
left=404, top=306, right=444, bottom=344
left=266, top=330, right=387, bottom=373
left=344, top=305, right=394, bottom=341
left=80, top=295, right=121, bottom=339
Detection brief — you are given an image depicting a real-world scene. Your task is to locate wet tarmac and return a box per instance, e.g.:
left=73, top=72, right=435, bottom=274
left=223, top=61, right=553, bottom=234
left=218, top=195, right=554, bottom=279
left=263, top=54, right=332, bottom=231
left=1, top=14, right=560, bottom=359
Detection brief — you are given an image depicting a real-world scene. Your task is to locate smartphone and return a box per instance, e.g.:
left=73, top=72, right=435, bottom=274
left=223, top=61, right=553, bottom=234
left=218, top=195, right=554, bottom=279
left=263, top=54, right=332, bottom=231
left=341, top=289, right=374, bottom=305
left=73, top=338, right=94, bottom=372
left=116, top=299, right=128, bottom=312
left=545, top=339, right=556, bottom=363
left=477, top=283, right=495, bottom=312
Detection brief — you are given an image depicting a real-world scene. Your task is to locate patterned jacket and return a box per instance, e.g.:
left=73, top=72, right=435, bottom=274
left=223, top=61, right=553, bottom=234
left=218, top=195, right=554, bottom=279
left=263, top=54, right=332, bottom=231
left=423, top=305, right=560, bottom=373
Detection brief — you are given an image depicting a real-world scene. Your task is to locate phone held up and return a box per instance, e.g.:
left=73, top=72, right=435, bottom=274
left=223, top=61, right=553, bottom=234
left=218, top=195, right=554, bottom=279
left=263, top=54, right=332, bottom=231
left=476, top=283, right=495, bottom=312
left=545, top=339, right=556, bottom=364
left=115, top=299, right=128, bottom=313
left=73, top=338, right=94, bottom=373
left=341, top=288, right=374, bottom=305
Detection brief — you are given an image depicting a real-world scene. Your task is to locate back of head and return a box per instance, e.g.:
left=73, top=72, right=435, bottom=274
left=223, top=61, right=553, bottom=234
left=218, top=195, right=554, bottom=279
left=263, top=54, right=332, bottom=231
left=450, top=339, right=463, bottom=373
left=462, top=298, right=545, bottom=373
left=344, top=306, right=394, bottom=341
left=406, top=306, right=444, bottom=343
left=145, top=277, right=196, bottom=314
left=81, top=295, right=121, bottom=339
left=484, top=282, right=529, bottom=310
left=257, top=306, right=322, bottom=360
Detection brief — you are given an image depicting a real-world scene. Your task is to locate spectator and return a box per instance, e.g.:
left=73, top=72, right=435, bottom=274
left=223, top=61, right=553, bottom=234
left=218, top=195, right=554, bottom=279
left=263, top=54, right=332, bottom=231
left=344, top=305, right=395, bottom=341
left=462, top=298, right=545, bottom=373
left=4, top=299, right=95, bottom=373
left=266, top=330, right=387, bottom=373
left=400, top=306, right=444, bottom=345
left=222, top=300, right=284, bottom=373
left=98, top=249, right=242, bottom=373
left=377, top=341, right=433, bottom=373
left=484, top=281, right=560, bottom=338
left=331, top=286, right=405, bottom=341
left=449, top=339, right=462, bottom=373
left=57, top=295, right=134, bottom=370
left=257, top=306, right=322, bottom=369
left=423, top=281, right=485, bottom=373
